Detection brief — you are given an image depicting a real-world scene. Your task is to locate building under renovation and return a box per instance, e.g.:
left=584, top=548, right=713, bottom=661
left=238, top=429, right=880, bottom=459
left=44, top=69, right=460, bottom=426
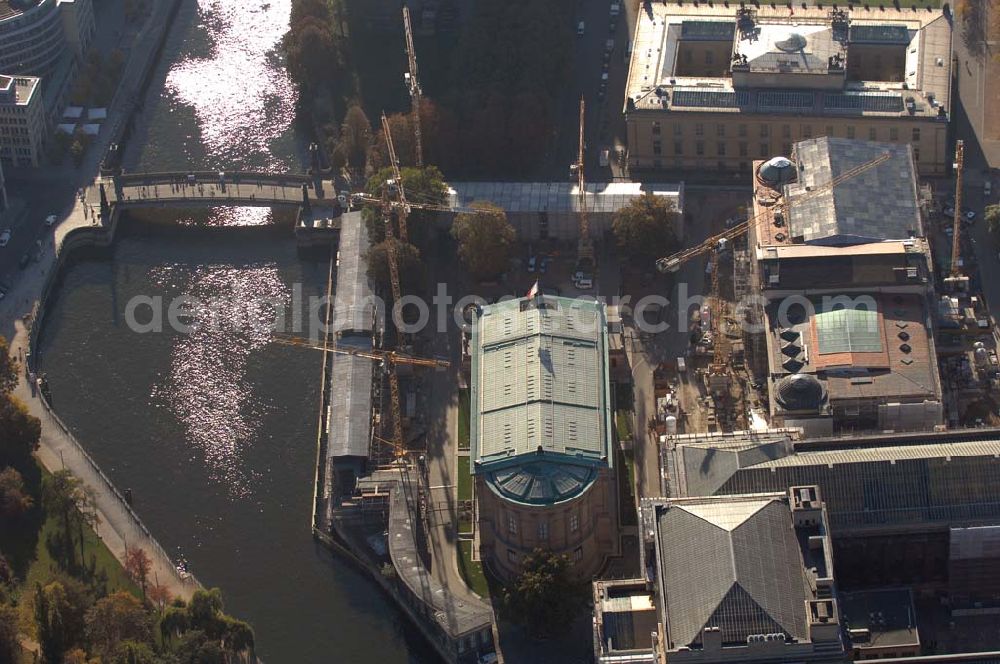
left=743, top=137, right=942, bottom=435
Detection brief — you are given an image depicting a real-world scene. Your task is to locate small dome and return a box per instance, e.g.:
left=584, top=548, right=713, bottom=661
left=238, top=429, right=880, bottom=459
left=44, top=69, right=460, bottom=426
left=775, top=33, right=808, bottom=52
left=776, top=373, right=825, bottom=411
left=759, top=156, right=796, bottom=186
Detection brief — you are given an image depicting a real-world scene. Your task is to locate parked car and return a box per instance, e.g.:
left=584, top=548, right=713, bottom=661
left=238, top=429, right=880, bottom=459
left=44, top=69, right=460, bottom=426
left=986, top=180, right=992, bottom=197
left=18, top=253, right=30, bottom=269
left=610, top=2, right=621, bottom=16
left=527, top=256, right=537, bottom=272
left=0, top=229, right=10, bottom=247
left=605, top=38, right=615, bottom=52
left=577, top=20, right=585, bottom=35
left=45, top=214, right=57, bottom=227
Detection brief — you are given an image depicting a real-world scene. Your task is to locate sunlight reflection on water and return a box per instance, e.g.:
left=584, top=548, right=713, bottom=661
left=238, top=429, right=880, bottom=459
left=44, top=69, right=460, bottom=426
left=149, top=0, right=300, bottom=495
left=165, top=0, right=296, bottom=170
left=149, top=263, right=289, bottom=496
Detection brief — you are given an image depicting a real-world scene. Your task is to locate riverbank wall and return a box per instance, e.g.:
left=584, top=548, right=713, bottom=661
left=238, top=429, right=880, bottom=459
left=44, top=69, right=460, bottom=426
left=21, top=207, right=202, bottom=602
left=100, top=0, right=186, bottom=173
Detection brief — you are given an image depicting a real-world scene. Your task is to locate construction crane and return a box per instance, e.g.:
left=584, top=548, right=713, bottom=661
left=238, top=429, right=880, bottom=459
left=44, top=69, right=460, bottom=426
left=272, top=334, right=449, bottom=458
left=571, top=96, right=595, bottom=274
left=655, top=151, right=892, bottom=274
left=950, top=140, right=965, bottom=278
left=402, top=6, right=424, bottom=167
left=706, top=248, right=729, bottom=396
left=380, top=112, right=410, bottom=244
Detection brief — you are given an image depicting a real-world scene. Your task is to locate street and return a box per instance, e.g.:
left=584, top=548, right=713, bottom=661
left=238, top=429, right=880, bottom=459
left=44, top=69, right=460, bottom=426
left=544, top=0, right=635, bottom=179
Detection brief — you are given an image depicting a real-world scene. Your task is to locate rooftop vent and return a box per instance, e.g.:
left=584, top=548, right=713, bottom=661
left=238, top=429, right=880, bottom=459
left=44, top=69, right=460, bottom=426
left=780, top=329, right=800, bottom=342
left=783, top=358, right=805, bottom=372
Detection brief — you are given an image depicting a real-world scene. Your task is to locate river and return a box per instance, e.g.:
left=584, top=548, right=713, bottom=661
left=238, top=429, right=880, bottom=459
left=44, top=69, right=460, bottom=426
left=36, top=0, right=436, bottom=661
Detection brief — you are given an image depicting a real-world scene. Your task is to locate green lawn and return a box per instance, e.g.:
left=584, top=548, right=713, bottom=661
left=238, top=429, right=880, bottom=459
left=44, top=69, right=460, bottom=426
left=18, top=469, right=139, bottom=600
left=615, top=410, right=633, bottom=443
left=458, top=541, right=489, bottom=597
left=458, top=388, right=471, bottom=450
left=617, top=449, right=638, bottom=527
left=457, top=456, right=471, bottom=502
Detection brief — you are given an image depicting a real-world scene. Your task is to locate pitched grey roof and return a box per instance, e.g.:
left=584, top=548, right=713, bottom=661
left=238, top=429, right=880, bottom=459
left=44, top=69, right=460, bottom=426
left=332, top=211, right=377, bottom=335
left=326, top=337, right=374, bottom=459
left=785, top=138, right=921, bottom=245
left=658, top=498, right=808, bottom=648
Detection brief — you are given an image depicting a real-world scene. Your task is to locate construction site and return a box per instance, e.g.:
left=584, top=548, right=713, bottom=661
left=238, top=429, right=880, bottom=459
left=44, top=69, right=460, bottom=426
left=647, top=135, right=1000, bottom=447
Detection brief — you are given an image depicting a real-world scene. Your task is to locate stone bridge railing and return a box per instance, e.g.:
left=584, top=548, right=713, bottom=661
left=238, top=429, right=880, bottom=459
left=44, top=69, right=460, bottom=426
left=116, top=171, right=315, bottom=186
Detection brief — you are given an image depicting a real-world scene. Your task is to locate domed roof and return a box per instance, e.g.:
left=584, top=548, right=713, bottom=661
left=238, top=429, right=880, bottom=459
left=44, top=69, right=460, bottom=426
left=759, top=156, right=796, bottom=186
left=485, top=460, right=598, bottom=505
left=775, top=373, right=825, bottom=411
left=775, top=33, right=808, bottom=52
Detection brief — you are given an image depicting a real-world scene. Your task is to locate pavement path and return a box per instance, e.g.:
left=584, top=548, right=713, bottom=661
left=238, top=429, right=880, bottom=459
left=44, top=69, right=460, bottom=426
left=1, top=188, right=199, bottom=602
left=1, top=0, right=201, bottom=603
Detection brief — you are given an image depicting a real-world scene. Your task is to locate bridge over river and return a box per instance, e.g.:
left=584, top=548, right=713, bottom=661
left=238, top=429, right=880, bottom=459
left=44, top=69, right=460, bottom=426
left=98, top=171, right=343, bottom=209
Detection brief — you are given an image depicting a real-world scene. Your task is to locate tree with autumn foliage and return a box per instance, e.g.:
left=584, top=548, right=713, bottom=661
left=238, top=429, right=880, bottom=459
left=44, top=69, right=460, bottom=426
left=612, top=193, right=682, bottom=262
left=124, top=548, right=152, bottom=598
left=451, top=202, right=517, bottom=280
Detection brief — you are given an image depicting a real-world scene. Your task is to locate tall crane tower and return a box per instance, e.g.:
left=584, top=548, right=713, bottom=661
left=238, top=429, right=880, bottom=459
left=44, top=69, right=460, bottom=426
left=950, top=140, right=965, bottom=278
left=571, top=97, right=595, bottom=274
left=402, top=6, right=424, bottom=167
left=381, top=112, right=411, bottom=244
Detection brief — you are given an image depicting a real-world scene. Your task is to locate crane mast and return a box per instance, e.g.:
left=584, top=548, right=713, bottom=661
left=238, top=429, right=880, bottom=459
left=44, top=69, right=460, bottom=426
left=402, top=6, right=424, bottom=167
left=574, top=97, right=595, bottom=273
left=380, top=112, right=410, bottom=244
left=950, top=140, right=964, bottom=278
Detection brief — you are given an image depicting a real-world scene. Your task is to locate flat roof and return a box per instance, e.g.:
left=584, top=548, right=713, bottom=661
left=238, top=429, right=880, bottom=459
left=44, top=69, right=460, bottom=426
left=765, top=293, right=940, bottom=402
left=470, top=295, right=613, bottom=505
left=0, top=75, right=40, bottom=106
left=739, top=24, right=841, bottom=76
left=840, top=588, right=920, bottom=650
left=626, top=4, right=951, bottom=119
left=447, top=181, right=682, bottom=215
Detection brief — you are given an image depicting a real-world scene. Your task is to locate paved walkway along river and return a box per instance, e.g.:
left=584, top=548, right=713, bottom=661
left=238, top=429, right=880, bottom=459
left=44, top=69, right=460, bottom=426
left=2, top=188, right=201, bottom=602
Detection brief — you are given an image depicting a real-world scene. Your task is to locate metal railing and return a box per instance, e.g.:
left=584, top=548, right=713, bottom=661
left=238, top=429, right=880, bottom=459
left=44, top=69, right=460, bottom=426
left=26, top=214, right=199, bottom=593
left=36, top=391, right=202, bottom=592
